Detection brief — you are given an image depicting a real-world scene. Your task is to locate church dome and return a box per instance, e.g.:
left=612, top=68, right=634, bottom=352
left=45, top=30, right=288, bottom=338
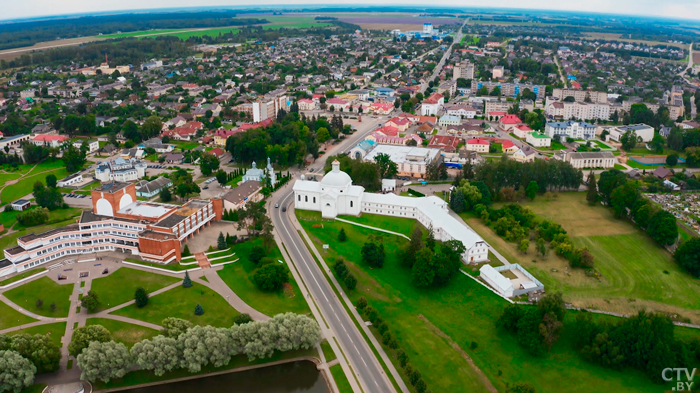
left=320, top=160, right=352, bottom=188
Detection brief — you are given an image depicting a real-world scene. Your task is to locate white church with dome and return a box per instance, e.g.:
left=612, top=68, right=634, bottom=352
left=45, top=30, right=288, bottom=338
left=293, top=160, right=489, bottom=263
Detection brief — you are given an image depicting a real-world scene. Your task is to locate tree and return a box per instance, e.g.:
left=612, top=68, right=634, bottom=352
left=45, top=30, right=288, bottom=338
left=77, top=341, right=131, bottom=383
left=34, top=298, right=43, bottom=309
left=135, top=287, right=149, bottom=308
left=317, top=127, right=331, bottom=143
left=675, top=237, right=700, bottom=277
left=8, top=333, right=60, bottom=374
left=0, top=350, right=36, bottom=393
left=586, top=171, right=598, bottom=205
left=183, top=271, right=192, bottom=288
left=199, top=153, right=220, bottom=176
left=161, top=317, right=193, bottom=338
left=666, top=153, right=679, bottom=167
left=518, top=239, right=529, bottom=254
left=620, top=129, right=639, bottom=151
left=412, top=248, right=435, bottom=287
left=45, top=174, right=57, bottom=188
left=539, top=313, right=563, bottom=353
left=249, top=245, right=267, bottom=265
left=81, top=291, right=100, bottom=312
left=215, top=169, right=228, bottom=185
left=234, top=313, right=253, bottom=325
left=32, top=181, right=64, bottom=211
left=526, top=181, right=539, bottom=200
left=62, top=143, right=87, bottom=173
left=361, top=242, right=385, bottom=268
left=160, top=187, right=172, bottom=202
left=178, top=325, right=234, bottom=372
left=253, top=264, right=288, bottom=291
left=516, top=308, right=544, bottom=355
left=68, top=325, right=111, bottom=357
left=646, top=210, right=678, bottom=246
left=217, top=232, right=227, bottom=250
left=536, top=237, right=547, bottom=257
left=130, top=335, right=180, bottom=377
left=338, top=228, right=347, bottom=242
left=450, top=190, right=466, bottom=213
left=374, top=153, right=398, bottom=179
left=195, top=303, right=204, bottom=316
left=141, top=116, right=163, bottom=139
left=344, top=274, right=357, bottom=290
left=507, top=382, right=537, bottom=393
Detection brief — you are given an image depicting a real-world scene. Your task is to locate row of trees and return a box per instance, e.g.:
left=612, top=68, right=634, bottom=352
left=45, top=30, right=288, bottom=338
left=0, top=330, right=63, bottom=391
left=76, top=313, right=321, bottom=383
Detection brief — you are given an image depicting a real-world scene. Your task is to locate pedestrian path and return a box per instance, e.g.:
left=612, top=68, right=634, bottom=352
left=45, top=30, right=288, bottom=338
left=195, top=252, right=211, bottom=269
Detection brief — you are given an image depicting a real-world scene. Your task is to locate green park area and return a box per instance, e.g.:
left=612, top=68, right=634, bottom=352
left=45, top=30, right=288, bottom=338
left=298, top=210, right=699, bottom=393
left=89, top=267, right=179, bottom=312
left=6, top=322, right=66, bottom=347
left=4, top=276, right=73, bottom=318
left=86, top=318, right=159, bottom=348
left=217, top=238, right=310, bottom=317
left=112, top=282, right=239, bottom=328
left=0, top=267, right=45, bottom=286
left=0, top=159, right=70, bottom=206
left=0, top=299, right=36, bottom=330
left=465, top=192, right=700, bottom=324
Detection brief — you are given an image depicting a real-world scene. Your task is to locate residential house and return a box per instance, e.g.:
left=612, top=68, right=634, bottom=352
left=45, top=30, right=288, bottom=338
left=466, top=138, right=490, bottom=153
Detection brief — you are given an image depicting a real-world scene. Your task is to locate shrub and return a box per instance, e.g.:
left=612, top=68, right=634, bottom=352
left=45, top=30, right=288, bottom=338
left=356, top=296, right=367, bottom=310
left=134, top=287, right=148, bottom=308
left=182, top=245, right=191, bottom=257
left=338, top=227, right=347, bottom=242
left=343, top=274, right=357, bottom=290
left=470, top=341, right=478, bottom=350
left=183, top=271, right=192, bottom=288
left=253, top=264, right=289, bottom=291
left=194, top=303, right=204, bottom=315
left=35, top=299, right=43, bottom=309
left=397, top=349, right=408, bottom=367
left=234, top=313, right=253, bottom=325
left=382, top=331, right=393, bottom=345
left=249, top=245, right=267, bottom=265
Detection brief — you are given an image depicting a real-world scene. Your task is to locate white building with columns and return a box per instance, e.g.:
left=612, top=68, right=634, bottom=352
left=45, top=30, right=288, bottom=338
left=293, top=160, right=489, bottom=263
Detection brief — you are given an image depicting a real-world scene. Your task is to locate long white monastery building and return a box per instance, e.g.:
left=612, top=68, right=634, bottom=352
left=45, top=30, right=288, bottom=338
left=293, top=160, right=488, bottom=263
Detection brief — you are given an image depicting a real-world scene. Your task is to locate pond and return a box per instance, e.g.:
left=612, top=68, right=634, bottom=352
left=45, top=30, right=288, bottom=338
left=117, top=361, right=329, bottom=393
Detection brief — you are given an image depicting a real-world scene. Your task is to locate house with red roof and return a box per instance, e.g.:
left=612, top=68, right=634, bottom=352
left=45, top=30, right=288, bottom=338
left=466, top=138, right=490, bottom=153
left=31, top=134, right=68, bottom=148
left=502, top=140, right=519, bottom=153
left=297, top=98, right=316, bottom=111
left=512, top=124, right=533, bottom=139
left=498, top=115, right=522, bottom=132
left=427, top=135, right=460, bottom=153
left=421, top=93, right=444, bottom=116
left=385, top=117, right=412, bottom=132
left=488, top=111, right=506, bottom=120
left=209, top=147, right=225, bottom=158
left=373, top=126, right=400, bottom=137
left=369, top=102, right=394, bottom=115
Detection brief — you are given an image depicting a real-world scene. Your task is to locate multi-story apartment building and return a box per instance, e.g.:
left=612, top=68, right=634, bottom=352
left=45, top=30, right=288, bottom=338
left=1, top=182, right=224, bottom=277
left=545, top=121, right=597, bottom=140
left=545, top=100, right=612, bottom=121
left=551, top=88, right=608, bottom=103
left=471, top=80, right=546, bottom=100
left=453, top=60, right=475, bottom=80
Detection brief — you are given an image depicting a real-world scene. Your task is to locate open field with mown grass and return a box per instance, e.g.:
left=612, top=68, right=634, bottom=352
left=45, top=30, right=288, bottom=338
left=298, top=211, right=694, bottom=392
left=4, top=276, right=73, bottom=318
left=217, top=238, right=310, bottom=317
left=86, top=318, right=159, bottom=347
left=0, top=299, right=37, bottom=330
left=89, top=267, right=179, bottom=313
left=6, top=322, right=66, bottom=347
left=468, top=192, right=700, bottom=323
left=112, top=282, right=238, bottom=327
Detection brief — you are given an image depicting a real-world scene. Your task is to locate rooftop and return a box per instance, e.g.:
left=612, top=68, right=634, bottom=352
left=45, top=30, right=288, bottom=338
left=117, top=201, right=175, bottom=219
left=94, top=182, right=131, bottom=194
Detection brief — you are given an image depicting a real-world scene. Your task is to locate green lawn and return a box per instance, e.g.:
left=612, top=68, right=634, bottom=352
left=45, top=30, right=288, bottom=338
left=4, top=276, right=73, bottom=318
left=92, top=347, right=317, bottom=391
left=592, top=140, right=613, bottom=149
left=297, top=211, right=693, bottom=393
left=0, top=207, right=83, bottom=231
left=89, top=267, right=179, bottom=313
left=335, top=213, right=419, bottom=237
left=0, top=267, right=46, bottom=286
left=124, top=258, right=192, bottom=271
left=0, top=299, right=37, bottom=330
left=112, top=284, right=239, bottom=328
left=470, top=192, right=700, bottom=324
left=171, top=141, right=200, bottom=151
left=0, top=159, right=72, bottom=205
left=330, top=364, right=353, bottom=393
left=217, top=238, right=310, bottom=317
left=320, top=339, right=337, bottom=362
left=86, top=318, right=160, bottom=348
left=6, top=322, right=66, bottom=347
left=19, top=384, right=47, bottom=393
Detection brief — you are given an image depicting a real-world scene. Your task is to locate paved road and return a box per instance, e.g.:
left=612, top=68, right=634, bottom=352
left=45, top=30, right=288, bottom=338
left=419, top=18, right=468, bottom=94
left=269, top=116, right=396, bottom=393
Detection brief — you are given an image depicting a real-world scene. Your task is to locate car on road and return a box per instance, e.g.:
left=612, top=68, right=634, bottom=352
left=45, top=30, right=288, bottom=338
left=203, top=186, right=208, bottom=190
left=309, top=168, right=315, bottom=172
left=275, top=203, right=279, bottom=208
left=282, top=206, right=286, bottom=212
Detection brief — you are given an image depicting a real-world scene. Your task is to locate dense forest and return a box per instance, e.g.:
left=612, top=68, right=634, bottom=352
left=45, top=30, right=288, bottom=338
left=0, top=11, right=266, bottom=50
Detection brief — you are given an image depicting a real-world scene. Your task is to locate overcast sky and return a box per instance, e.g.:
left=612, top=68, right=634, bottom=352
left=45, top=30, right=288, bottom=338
left=2, top=0, right=700, bottom=22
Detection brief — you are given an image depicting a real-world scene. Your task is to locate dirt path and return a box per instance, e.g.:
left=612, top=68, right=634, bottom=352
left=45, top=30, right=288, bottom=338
left=418, top=314, right=498, bottom=393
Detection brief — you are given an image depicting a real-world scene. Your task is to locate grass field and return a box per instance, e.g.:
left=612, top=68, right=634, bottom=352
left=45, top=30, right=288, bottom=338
left=0, top=159, right=70, bottom=205
left=0, top=299, right=37, bottom=330
left=89, top=267, right=179, bottom=313
left=470, top=192, right=700, bottom=323
left=0, top=206, right=82, bottom=231
left=6, top=322, right=66, bottom=347
left=86, top=318, right=160, bottom=347
left=217, top=238, right=310, bottom=317
left=4, top=276, right=73, bottom=318
left=298, top=211, right=699, bottom=393
left=330, top=364, right=353, bottom=393
left=112, top=283, right=238, bottom=328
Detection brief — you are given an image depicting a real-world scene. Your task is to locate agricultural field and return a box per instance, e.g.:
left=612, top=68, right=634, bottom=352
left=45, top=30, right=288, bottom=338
left=298, top=211, right=693, bottom=393
left=465, top=192, right=700, bottom=324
